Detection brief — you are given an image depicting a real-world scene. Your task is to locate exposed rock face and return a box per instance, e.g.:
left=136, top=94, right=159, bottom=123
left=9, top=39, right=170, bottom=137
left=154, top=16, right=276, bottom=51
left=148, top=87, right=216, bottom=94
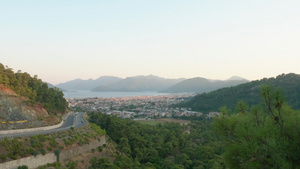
left=0, top=85, right=58, bottom=130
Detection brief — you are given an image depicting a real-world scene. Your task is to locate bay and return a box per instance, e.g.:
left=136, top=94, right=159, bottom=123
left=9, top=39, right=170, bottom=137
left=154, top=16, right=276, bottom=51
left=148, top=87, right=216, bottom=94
left=63, top=90, right=171, bottom=99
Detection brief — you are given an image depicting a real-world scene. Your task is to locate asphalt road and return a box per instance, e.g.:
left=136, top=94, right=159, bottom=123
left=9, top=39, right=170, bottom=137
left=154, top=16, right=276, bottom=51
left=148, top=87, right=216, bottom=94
left=0, top=112, right=88, bottom=139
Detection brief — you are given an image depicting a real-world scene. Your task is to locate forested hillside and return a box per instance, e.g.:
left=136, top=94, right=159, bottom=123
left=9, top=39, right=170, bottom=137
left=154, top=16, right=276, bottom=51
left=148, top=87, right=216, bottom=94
left=0, top=63, right=67, bottom=114
left=178, top=73, right=300, bottom=113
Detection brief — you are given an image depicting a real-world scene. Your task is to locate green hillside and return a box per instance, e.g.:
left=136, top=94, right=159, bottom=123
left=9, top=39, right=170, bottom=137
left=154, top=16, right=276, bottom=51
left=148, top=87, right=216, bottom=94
left=0, top=63, right=67, bottom=114
left=177, top=73, right=300, bottom=113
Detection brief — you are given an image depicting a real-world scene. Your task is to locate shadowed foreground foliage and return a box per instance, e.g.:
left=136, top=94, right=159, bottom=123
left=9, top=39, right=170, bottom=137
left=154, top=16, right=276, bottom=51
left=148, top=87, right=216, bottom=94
left=214, top=85, right=300, bottom=169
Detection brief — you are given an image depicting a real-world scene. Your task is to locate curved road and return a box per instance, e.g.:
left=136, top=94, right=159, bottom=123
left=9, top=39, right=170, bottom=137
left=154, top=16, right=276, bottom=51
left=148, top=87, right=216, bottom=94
left=0, top=112, right=87, bottom=139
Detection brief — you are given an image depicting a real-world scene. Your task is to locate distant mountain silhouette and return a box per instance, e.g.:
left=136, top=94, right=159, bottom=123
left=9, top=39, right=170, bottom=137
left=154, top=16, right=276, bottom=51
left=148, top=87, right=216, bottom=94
left=226, top=76, right=248, bottom=81
left=92, top=75, right=185, bottom=92
left=56, top=76, right=122, bottom=90
left=162, top=76, right=249, bottom=93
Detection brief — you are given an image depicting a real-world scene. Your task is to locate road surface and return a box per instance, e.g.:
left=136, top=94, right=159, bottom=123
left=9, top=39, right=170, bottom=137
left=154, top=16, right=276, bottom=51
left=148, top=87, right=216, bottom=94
left=0, top=112, right=87, bottom=139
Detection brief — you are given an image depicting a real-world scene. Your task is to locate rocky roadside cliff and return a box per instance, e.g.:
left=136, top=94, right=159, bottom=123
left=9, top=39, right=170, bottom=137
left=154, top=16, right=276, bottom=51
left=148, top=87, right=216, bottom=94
left=0, top=85, right=60, bottom=130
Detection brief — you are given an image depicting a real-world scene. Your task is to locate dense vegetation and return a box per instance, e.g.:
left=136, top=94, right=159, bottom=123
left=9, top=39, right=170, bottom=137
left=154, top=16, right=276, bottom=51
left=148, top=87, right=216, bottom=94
left=89, top=84, right=300, bottom=169
left=178, top=73, right=300, bottom=113
left=89, top=112, right=224, bottom=169
left=0, top=63, right=67, bottom=114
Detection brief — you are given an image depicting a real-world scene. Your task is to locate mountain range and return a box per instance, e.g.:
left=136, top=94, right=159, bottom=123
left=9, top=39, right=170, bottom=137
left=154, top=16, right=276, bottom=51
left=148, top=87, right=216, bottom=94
left=55, top=75, right=248, bottom=93
left=92, top=75, right=185, bottom=92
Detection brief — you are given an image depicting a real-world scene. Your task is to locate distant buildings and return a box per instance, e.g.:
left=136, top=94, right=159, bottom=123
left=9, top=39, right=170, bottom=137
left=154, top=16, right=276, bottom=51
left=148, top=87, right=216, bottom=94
left=67, top=94, right=219, bottom=119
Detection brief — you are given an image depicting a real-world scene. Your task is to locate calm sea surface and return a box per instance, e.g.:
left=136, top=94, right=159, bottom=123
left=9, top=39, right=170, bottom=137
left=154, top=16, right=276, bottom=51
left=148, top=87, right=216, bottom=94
left=63, top=90, right=172, bottom=99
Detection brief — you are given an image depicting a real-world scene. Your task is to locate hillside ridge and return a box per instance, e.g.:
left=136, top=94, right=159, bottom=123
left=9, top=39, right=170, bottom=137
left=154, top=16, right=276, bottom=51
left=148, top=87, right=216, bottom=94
left=162, top=76, right=249, bottom=93
left=0, top=63, right=68, bottom=130
left=177, top=73, right=300, bottom=112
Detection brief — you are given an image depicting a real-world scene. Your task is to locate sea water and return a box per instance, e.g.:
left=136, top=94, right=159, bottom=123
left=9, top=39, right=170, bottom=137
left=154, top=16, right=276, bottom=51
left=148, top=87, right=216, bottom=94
left=63, top=90, right=171, bottom=99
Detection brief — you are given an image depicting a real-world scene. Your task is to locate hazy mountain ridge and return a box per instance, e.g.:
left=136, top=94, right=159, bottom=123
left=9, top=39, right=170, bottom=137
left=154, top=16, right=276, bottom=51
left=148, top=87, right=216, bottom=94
left=162, top=76, right=249, bottom=93
left=47, top=82, right=67, bottom=92
left=226, top=76, right=248, bottom=81
left=56, top=76, right=122, bottom=90
left=92, top=75, right=185, bottom=92
left=177, top=73, right=300, bottom=113
left=57, top=75, right=249, bottom=92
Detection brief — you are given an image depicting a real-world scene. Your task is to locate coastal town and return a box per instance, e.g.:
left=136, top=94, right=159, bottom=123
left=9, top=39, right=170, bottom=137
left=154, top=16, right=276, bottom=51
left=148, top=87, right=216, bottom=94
left=66, top=94, right=220, bottom=119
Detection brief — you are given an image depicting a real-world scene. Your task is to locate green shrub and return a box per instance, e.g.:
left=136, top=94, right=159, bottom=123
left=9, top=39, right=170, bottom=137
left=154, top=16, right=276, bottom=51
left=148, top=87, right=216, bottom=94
left=90, top=123, right=106, bottom=136
left=54, top=150, right=60, bottom=162
left=47, top=146, right=53, bottom=151
left=8, top=153, right=17, bottom=160
left=18, top=165, right=28, bottom=169
left=31, top=136, right=38, bottom=140
left=66, top=160, right=77, bottom=169
left=4, top=137, right=9, bottom=142
left=97, top=146, right=103, bottom=152
left=0, top=154, right=7, bottom=160
left=65, top=139, right=73, bottom=145
left=49, top=139, right=58, bottom=148
left=37, top=135, right=47, bottom=142
left=30, top=139, right=37, bottom=148
left=26, top=148, right=34, bottom=155
left=18, top=151, right=25, bottom=157
left=40, top=149, right=46, bottom=155
left=32, top=150, right=38, bottom=157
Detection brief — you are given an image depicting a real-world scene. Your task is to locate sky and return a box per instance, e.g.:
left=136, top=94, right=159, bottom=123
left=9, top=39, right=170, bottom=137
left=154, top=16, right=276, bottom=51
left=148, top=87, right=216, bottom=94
left=1, top=0, right=300, bottom=85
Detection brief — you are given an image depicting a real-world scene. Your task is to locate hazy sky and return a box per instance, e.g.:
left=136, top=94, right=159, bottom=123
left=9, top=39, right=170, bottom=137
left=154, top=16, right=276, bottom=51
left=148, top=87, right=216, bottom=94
left=1, top=0, right=300, bottom=85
